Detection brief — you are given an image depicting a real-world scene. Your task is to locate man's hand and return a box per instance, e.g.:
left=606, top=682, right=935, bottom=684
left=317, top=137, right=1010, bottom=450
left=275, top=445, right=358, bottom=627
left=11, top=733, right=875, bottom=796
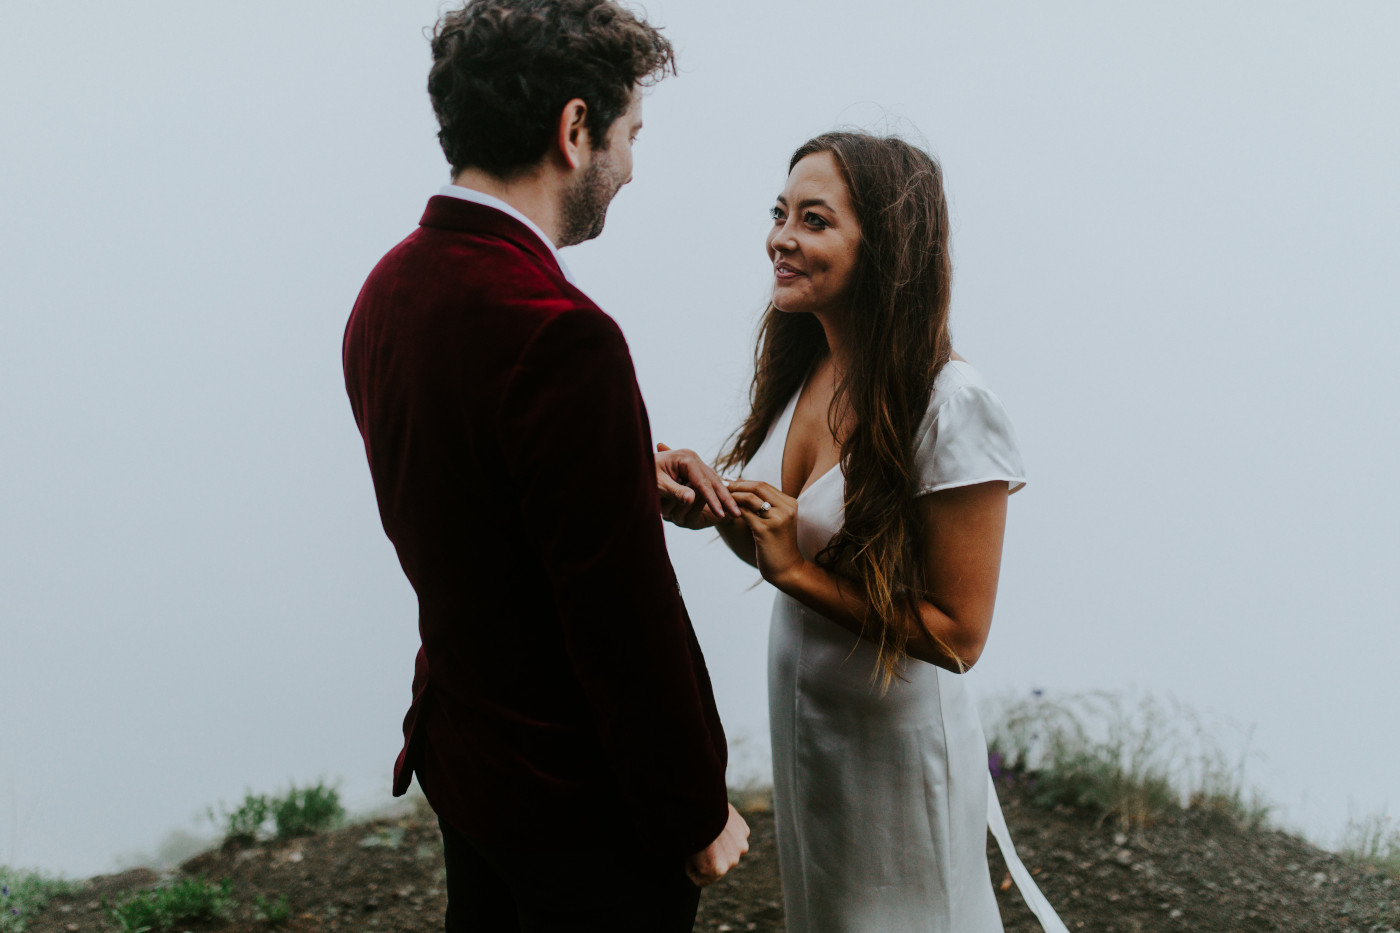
left=655, top=443, right=742, bottom=529
left=684, top=803, right=750, bottom=887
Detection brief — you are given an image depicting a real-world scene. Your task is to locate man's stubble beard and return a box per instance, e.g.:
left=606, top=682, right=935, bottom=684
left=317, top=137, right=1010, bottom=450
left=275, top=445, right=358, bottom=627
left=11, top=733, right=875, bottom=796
left=558, top=151, right=623, bottom=248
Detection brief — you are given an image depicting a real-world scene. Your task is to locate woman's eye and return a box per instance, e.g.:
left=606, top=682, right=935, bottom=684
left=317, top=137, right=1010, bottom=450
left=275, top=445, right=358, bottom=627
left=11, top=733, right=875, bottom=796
left=770, top=206, right=785, bottom=222
left=804, top=212, right=828, bottom=229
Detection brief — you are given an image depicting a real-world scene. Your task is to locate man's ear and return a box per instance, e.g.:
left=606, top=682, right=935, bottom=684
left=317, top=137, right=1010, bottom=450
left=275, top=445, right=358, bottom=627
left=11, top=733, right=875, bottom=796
left=556, top=98, right=590, bottom=171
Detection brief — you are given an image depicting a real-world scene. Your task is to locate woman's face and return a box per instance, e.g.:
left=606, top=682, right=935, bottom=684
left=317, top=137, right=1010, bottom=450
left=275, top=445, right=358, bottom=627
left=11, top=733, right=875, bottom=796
left=767, top=151, right=862, bottom=317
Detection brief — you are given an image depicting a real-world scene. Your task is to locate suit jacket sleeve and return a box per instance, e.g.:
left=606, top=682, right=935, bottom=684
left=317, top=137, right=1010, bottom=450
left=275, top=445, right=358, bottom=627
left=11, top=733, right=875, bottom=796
left=498, top=304, right=730, bottom=859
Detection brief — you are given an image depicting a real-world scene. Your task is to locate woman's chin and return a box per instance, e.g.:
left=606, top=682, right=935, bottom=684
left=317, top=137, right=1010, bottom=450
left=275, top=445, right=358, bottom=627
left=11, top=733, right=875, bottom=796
left=773, top=299, right=828, bottom=317
left=771, top=294, right=807, bottom=315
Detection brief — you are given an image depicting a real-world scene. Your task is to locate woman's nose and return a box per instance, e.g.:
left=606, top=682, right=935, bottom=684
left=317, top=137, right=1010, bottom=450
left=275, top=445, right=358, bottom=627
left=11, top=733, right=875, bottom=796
left=769, top=221, right=798, bottom=253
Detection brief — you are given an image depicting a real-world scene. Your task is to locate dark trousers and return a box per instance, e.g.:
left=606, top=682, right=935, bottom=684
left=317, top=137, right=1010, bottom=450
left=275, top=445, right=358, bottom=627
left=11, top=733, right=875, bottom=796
left=439, top=818, right=702, bottom=933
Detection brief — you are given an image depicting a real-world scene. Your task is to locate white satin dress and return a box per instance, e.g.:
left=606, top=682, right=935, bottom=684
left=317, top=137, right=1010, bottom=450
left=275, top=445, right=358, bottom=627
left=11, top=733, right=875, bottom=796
left=745, top=361, right=1028, bottom=933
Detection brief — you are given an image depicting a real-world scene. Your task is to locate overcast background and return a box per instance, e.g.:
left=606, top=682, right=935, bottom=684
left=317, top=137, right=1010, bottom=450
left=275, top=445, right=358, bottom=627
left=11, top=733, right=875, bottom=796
left=2, top=0, right=1397, bottom=876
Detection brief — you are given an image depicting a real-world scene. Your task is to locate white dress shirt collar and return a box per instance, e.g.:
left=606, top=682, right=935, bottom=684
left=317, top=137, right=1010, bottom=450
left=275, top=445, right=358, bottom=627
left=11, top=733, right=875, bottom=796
left=436, top=184, right=576, bottom=285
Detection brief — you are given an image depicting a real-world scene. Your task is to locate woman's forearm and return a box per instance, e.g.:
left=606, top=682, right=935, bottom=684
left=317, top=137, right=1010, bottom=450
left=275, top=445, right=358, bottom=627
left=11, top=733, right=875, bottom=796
left=771, top=560, right=985, bottom=673
left=714, top=518, right=759, bottom=568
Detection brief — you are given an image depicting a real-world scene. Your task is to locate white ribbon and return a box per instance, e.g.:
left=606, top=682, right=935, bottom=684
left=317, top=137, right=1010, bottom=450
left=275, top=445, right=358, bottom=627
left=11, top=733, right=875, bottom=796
left=987, top=772, right=1070, bottom=933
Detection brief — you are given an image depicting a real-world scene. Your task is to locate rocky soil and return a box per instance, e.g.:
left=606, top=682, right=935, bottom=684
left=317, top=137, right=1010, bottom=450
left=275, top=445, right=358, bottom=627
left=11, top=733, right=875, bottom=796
left=19, top=780, right=1400, bottom=932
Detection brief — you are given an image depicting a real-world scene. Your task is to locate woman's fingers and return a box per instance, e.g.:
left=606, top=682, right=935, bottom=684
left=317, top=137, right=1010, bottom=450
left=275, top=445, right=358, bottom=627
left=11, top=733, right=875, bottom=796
left=729, top=491, right=789, bottom=533
left=728, top=487, right=806, bottom=585
left=726, top=480, right=790, bottom=513
left=726, top=478, right=782, bottom=499
left=728, top=490, right=769, bottom=514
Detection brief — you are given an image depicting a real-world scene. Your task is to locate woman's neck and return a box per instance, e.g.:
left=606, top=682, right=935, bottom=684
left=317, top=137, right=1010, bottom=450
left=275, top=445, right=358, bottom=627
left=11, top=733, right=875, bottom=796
left=812, top=311, right=853, bottom=380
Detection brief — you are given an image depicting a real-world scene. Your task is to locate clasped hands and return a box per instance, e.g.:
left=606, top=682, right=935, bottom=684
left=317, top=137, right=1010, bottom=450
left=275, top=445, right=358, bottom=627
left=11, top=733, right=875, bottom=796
left=655, top=443, right=805, bottom=587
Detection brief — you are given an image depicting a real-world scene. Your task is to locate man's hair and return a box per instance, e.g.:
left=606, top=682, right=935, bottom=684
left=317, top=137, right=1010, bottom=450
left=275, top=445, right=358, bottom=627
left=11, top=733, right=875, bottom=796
left=428, top=0, right=676, bottom=179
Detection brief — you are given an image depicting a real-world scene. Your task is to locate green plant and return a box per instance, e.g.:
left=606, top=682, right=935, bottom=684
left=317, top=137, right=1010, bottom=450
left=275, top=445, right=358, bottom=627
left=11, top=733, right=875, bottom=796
left=1339, top=810, right=1400, bottom=876
left=1029, top=746, right=1179, bottom=826
left=213, top=793, right=271, bottom=846
left=253, top=893, right=290, bottom=924
left=1188, top=783, right=1273, bottom=831
left=106, top=877, right=232, bottom=933
left=212, top=781, right=344, bottom=846
left=1, top=867, right=74, bottom=932
left=985, top=689, right=1269, bottom=830
left=271, top=783, right=344, bottom=839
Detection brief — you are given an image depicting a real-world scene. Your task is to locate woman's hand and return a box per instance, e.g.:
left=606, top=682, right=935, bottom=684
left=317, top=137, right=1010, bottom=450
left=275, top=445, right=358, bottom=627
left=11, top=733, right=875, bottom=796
left=725, top=479, right=807, bottom=587
left=655, top=443, right=742, bottom=529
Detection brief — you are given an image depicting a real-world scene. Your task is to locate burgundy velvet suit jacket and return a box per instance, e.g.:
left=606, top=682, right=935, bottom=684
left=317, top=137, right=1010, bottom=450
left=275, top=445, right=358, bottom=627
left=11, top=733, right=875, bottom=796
left=343, top=196, right=729, bottom=859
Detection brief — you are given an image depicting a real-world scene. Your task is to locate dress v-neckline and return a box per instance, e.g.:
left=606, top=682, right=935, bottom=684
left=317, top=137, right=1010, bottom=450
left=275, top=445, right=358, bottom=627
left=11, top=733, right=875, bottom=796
left=776, top=371, right=843, bottom=501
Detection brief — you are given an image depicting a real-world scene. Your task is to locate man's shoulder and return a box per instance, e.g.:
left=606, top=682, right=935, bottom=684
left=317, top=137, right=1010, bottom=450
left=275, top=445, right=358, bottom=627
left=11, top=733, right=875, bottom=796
left=349, top=218, right=621, bottom=361
left=518, top=302, right=629, bottom=359
left=387, top=219, right=569, bottom=283
left=416, top=195, right=570, bottom=286
left=360, top=221, right=593, bottom=317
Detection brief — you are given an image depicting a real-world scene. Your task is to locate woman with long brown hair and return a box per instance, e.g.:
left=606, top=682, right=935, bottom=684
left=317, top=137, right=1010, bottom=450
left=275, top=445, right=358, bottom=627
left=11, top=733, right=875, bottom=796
left=660, top=132, right=1060, bottom=931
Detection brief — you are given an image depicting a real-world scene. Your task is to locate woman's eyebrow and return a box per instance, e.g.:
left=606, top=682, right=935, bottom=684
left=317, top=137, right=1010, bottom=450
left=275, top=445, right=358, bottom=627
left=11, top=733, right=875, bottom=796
left=775, top=195, right=834, bottom=211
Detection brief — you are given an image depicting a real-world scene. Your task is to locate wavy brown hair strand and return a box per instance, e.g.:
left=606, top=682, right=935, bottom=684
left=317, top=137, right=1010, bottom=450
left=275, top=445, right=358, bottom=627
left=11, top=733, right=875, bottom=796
left=719, top=132, right=956, bottom=685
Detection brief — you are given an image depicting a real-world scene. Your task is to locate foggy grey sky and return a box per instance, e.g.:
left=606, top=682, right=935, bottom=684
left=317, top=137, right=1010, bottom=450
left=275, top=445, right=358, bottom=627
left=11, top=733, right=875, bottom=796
left=2, top=1, right=1397, bottom=875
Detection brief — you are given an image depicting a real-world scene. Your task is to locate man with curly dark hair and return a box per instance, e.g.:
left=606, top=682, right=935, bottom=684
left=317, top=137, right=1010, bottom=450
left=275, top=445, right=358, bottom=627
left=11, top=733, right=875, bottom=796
left=342, top=1, right=748, bottom=930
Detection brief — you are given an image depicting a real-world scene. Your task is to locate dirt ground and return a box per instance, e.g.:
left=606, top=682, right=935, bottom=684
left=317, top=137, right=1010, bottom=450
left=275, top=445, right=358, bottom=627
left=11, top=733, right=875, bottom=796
left=20, top=779, right=1400, bottom=932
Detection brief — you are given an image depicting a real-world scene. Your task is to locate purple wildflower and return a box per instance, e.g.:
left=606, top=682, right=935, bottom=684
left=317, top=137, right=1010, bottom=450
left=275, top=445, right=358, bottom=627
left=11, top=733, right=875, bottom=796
left=989, top=751, right=1004, bottom=779
left=1031, top=688, right=1044, bottom=698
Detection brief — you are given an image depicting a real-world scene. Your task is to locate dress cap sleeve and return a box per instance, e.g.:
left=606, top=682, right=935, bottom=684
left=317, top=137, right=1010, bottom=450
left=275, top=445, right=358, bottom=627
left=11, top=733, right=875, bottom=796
left=914, top=377, right=1027, bottom=496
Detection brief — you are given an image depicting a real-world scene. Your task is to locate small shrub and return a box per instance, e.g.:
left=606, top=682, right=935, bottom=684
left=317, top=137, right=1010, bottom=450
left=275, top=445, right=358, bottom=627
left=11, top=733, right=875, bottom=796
left=1339, top=810, right=1400, bottom=876
left=214, top=793, right=271, bottom=846
left=107, top=877, right=232, bottom=933
left=272, top=783, right=344, bottom=839
left=1029, top=747, right=1179, bottom=826
left=212, top=781, right=343, bottom=846
left=1189, top=784, right=1272, bottom=831
left=985, top=689, right=1269, bottom=830
left=1, top=868, right=74, bottom=933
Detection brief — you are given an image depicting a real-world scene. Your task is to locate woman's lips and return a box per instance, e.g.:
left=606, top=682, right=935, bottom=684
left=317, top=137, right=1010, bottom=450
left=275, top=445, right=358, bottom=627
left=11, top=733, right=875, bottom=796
left=774, top=262, right=804, bottom=281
